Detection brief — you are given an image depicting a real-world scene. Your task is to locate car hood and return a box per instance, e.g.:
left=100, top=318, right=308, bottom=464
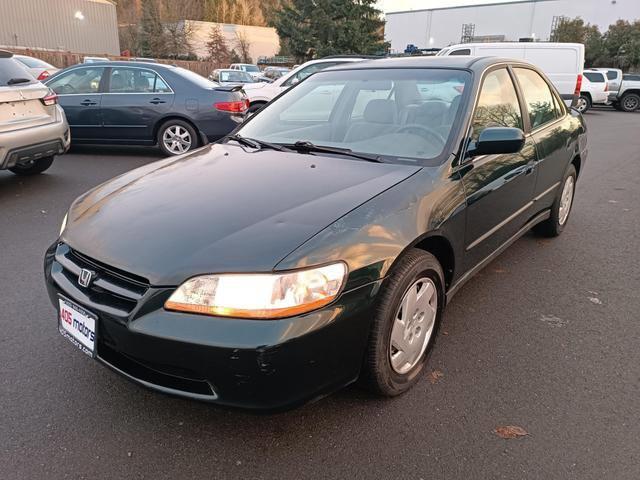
left=63, top=143, right=420, bottom=286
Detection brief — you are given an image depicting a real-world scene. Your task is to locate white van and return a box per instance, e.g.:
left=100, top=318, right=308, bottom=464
left=437, top=42, right=584, bottom=106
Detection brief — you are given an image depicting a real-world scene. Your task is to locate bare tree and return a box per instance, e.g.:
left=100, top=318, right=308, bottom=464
left=234, top=30, right=252, bottom=63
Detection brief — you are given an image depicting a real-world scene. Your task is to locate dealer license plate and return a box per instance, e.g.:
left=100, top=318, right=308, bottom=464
left=58, top=297, right=97, bottom=357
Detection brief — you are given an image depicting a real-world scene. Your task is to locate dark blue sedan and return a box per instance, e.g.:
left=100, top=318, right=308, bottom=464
left=45, top=62, right=248, bottom=155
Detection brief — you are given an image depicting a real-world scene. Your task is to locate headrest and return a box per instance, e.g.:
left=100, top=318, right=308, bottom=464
left=363, top=99, right=397, bottom=124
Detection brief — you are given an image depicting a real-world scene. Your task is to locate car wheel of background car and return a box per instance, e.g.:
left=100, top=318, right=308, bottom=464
left=534, top=164, right=577, bottom=237
left=8, top=156, right=55, bottom=176
left=362, top=248, right=444, bottom=396
left=612, top=101, right=623, bottom=111
left=158, top=120, right=198, bottom=156
left=576, top=94, right=591, bottom=113
left=620, top=93, right=640, bottom=112
left=247, top=103, right=266, bottom=114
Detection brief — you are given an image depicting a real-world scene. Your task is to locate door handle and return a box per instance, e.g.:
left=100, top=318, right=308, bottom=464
left=80, top=100, right=97, bottom=106
left=525, top=162, right=536, bottom=175
left=149, top=98, right=166, bottom=104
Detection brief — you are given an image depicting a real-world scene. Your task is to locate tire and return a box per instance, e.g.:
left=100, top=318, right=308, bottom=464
left=362, top=249, right=445, bottom=396
left=9, top=156, right=54, bottom=175
left=533, top=164, right=577, bottom=237
left=576, top=94, right=591, bottom=113
left=247, top=103, right=266, bottom=114
left=157, top=120, right=199, bottom=156
left=620, top=93, right=640, bottom=112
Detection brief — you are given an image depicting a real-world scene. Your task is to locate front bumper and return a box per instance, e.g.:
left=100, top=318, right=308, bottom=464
left=44, top=243, right=378, bottom=410
left=0, top=105, right=70, bottom=169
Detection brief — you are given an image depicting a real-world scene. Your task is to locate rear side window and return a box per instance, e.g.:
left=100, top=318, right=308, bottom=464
left=0, top=57, right=36, bottom=86
left=513, top=68, right=558, bottom=129
left=109, top=68, right=171, bottom=93
left=584, top=72, right=605, bottom=83
left=472, top=68, right=523, bottom=139
left=606, top=71, right=618, bottom=80
left=48, top=67, right=104, bottom=94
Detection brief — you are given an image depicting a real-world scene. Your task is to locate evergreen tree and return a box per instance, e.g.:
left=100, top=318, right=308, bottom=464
left=139, top=0, right=168, bottom=57
left=273, top=0, right=388, bottom=60
left=206, top=24, right=231, bottom=64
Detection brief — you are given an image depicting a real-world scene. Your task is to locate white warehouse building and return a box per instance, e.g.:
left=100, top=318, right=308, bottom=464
left=385, top=0, right=640, bottom=52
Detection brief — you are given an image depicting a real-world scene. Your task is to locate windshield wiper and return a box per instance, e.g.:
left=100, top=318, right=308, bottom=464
left=288, top=140, right=383, bottom=163
left=226, top=134, right=291, bottom=152
left=7, top=77, right=32, bottom=85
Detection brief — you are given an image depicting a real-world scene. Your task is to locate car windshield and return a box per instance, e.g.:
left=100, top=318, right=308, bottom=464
left=242, top=65, right=260, bottom=73
left=16, top=56, right=53, bottom=69
left=220, top=71, right=253, bottom=83
left=237, top=68, right=470, bottom=163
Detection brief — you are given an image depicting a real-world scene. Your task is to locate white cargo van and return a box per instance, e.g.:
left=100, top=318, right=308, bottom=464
left=437, top=42, right=584, bottom=106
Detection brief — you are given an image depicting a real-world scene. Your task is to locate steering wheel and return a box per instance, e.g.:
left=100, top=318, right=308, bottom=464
left=395, top=124, right=446, bottom=147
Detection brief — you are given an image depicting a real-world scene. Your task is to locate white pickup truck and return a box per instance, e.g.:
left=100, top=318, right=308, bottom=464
left=611, top=73, right=640, bottom=112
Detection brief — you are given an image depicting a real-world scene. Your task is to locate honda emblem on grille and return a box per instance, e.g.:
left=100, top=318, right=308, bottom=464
left=78, top=269, right=95, bottom=288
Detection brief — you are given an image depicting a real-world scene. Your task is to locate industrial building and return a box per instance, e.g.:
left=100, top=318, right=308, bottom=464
left=0, top=0, right=119, bottom=55
left=182, top=21, right=280, bottom=62
left=385, top=0, right=640, bottom=52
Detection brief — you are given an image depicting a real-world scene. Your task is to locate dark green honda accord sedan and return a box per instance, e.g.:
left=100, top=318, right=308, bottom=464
left=45, top=56, right=587, bottom=410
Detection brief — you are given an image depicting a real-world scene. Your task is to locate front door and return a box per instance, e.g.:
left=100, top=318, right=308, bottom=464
left=48, top=66, right=105, bottom=140
left=101, top=67, right=174, bottom=143
left=460, top=67, right=538, bottom=271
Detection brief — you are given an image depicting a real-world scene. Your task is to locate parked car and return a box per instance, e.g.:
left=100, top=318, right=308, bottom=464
left=244, top=57, right=368, bottom=113
left=576, top=70, right=608, bottom=113
left=44, top=61, right=248, bottom=156
left=13, top=54, right=59, bottom=81
left=437, top=42, right=584, bottom=106
left=262, top=66, right=290, bottom=80
left=229, top=63, right=262, bottom=78
left=587, top=67, right=623, bottom=103
left=83, top=56, right=110, bottom=63
left=0, top=50, right=69, bottom=175
left=45, top=56, right=587, bottom=410
left=209, top=68, right=257, bottom=86
left=610, top=73, right=640, bottom=112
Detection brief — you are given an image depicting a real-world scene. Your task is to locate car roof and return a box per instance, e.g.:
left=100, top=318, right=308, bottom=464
left=72, top=61, right=171, bottom=69
left=326, top=55, right=528, bottom=71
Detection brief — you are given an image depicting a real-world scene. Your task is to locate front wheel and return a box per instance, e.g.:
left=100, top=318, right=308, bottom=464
left=362, top=249, right=444, bottom=396
left=575, top=94, right=591, bottom=113
left=9, top=156, right=54, bottom=175
left=534, top=164, right=577, bottom=237
left=158, top=120, right=198, bottom=156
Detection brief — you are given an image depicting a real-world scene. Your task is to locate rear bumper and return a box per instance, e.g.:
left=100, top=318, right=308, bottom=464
left=0, top=106, right=70, bottom=169
left=44, top=242, right=378, bottom=410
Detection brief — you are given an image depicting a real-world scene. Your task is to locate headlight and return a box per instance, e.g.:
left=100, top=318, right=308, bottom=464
left=59, top=213, right=68, bottom=236
left=165, top=262, right=347, bottom=319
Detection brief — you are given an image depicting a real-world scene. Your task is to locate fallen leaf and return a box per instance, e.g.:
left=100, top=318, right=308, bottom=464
left=607, top=200, right=619, bottom=204
left=442, top=330, right=449, bottom=336
left=536, top=239, right=551, bottom=246
left=493, top=267, right=507, bottom=274
left=494, top=425, right=529, bottom=439
left=428, top=370, right=444, bottom=384
left=588, top=297, right=603, bottom=305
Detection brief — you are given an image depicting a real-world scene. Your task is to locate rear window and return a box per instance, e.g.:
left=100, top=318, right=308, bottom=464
left=0, top=57, right=36, bottom=87
left=15, top=56, right=53, bottom=69
left=584, top=72, right=605, bottom=83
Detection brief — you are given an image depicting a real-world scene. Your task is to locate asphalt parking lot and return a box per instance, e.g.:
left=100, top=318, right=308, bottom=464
left=1, top=109, right=639, bottom=479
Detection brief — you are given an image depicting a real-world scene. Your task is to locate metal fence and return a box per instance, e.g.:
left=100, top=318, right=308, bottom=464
left=4, top=48, right=221, bottom=77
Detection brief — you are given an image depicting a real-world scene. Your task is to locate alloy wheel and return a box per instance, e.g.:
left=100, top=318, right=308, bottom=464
left=558, top=175, right=575, bottom=226
left=389, top=277, right=438, bottom=374
left=576, top=97, right=588, bottom=112
left=162, top=125, right=192, bottom=154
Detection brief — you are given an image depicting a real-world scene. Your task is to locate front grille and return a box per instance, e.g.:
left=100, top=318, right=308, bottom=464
left=53, top=243, right=149, bottom=316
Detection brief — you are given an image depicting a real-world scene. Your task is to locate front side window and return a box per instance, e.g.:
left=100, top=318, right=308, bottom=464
left=238, top=68, right=470, bottom=163
left=48, top=67, right=104, bottom=94
left=283, top=62, right=340, bottom=87
left=472, top=68, right=523, bottom=140
left=514, top=68, right=558, bottom=129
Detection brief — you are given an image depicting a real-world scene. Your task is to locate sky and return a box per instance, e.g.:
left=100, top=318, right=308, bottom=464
left=377, top=0, right=516, bottom=13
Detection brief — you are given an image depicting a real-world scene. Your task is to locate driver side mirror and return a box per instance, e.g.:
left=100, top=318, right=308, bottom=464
left=467, top=127, right=525, bottom=157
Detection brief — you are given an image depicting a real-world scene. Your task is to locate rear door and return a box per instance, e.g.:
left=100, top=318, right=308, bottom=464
left=100, top=67, right=174, bottom=143
left=47, top=66, right=105, bottom=140
left=460, top=67, right=538, bottom=271
left=512, top=67, right=571, bottom=209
